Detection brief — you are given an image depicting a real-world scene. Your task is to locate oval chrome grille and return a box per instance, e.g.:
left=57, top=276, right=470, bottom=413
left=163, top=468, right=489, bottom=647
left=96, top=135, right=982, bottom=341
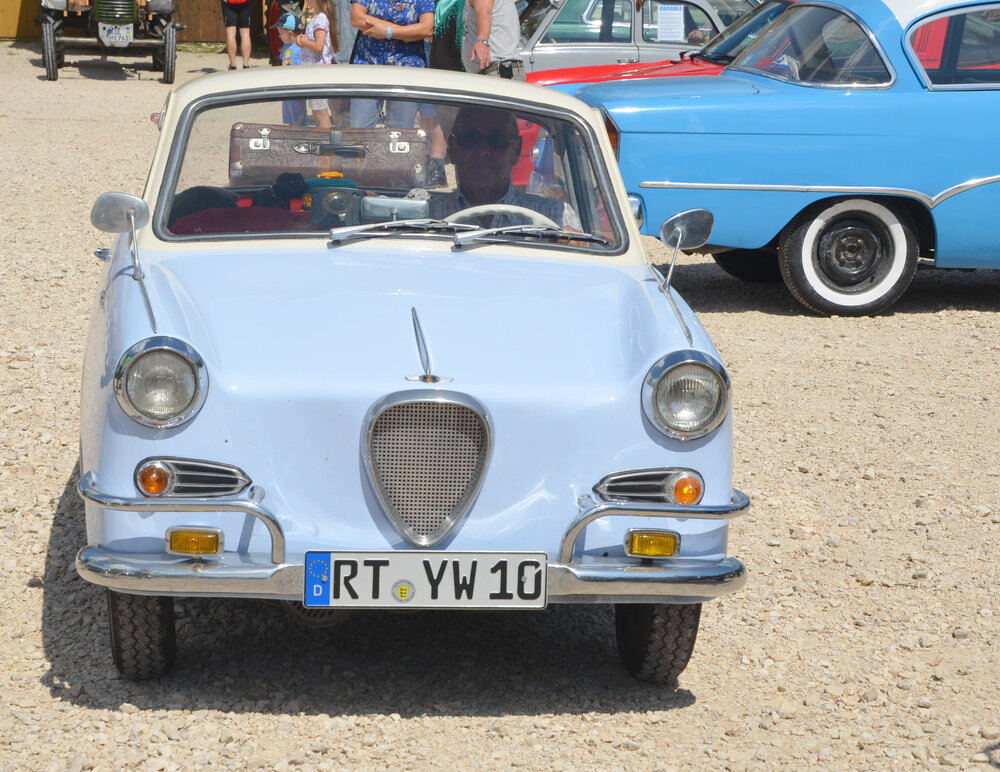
left=368, top=398, right=489, bottom=546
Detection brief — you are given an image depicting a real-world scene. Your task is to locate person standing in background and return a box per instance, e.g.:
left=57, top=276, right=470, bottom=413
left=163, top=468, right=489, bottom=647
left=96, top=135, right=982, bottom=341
left=221, top=0, right=253, bottom=70
left=462, top=0, right=523, bottom=80
left=348, top=0, right=434, bottom=128
left=295, top=0, right=339, bottom=128
left=333, top=0, right=358, bottom=63
left=429, top=0, right=463, bottom=71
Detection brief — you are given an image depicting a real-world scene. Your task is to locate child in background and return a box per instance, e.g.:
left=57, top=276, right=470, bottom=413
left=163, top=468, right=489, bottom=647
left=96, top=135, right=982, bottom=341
left=296, top=0, right=339, bottom=129
left=272, top=13, right=307, bottom=125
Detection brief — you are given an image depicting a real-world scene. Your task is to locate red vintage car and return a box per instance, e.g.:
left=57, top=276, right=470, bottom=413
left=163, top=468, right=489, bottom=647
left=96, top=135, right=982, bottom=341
left=527, top=0, right=794, bottom=88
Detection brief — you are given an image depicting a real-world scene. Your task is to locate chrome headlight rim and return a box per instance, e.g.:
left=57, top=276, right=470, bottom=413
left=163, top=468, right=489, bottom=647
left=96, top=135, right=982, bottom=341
left=641, top=350, right=730, bottom=441
left=114, top=336, right=208, bottom=429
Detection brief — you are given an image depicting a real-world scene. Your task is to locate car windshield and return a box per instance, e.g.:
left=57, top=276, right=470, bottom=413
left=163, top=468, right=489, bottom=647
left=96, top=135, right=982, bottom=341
left=698, top=0, right=791, bottom=63
left=731, top=4, right=891, bottom=85
left=162, top=93, right=622, bottom=251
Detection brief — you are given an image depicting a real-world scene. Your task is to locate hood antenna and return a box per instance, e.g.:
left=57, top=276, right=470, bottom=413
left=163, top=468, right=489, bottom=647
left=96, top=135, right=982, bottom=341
left=405, top=307, right=452, bottom=383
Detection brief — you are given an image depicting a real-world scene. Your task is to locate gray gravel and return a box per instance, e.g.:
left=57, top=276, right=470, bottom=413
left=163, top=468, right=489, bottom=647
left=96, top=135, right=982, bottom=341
left=2, top=42, right=999, bottom=770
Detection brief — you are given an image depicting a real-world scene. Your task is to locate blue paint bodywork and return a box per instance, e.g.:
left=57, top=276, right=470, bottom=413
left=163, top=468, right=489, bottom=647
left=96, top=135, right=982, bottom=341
left=573, top=0, right=1000, bottom=268
left=82, top=240, right=735, bottom=566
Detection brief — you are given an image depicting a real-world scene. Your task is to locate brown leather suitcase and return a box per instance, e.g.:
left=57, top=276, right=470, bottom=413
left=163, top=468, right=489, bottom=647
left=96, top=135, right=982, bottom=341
left=228, top=123, right=429, bottom=189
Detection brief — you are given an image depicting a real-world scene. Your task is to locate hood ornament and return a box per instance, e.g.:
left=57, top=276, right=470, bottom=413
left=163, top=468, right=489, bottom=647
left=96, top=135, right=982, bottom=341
left=405, top=307, right=452, bottom=383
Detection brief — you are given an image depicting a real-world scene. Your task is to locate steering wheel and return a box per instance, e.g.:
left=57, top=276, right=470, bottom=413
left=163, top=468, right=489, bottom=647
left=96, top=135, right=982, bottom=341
left=444, top=204, right=559, bottom=229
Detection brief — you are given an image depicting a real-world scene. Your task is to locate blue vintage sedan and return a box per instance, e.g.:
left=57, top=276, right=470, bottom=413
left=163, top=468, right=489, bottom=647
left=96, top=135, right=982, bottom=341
left=79, top=66, right=748, bottom=683
left=576, top=0, right=1000, bottom=315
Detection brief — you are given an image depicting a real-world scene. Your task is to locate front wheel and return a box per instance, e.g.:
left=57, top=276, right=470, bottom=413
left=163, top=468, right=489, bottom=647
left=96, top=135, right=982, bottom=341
left=41, top=22, right=58, bottom=81
left=712, top=249, right=782, bottom=283
left=615, top=602, right=701, bottom=685
left=778, top=198, right=918, bottom=316
left=107, top=589, right=176, bottom=680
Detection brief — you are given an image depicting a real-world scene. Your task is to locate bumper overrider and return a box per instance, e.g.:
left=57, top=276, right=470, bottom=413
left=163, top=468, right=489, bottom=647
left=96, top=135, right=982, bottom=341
left=76, top=471, right=749, bottom=604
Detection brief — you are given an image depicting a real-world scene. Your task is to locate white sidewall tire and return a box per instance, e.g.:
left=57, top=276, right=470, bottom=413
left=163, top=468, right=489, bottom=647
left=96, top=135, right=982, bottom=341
left=780, top=198, right=918, bottom=316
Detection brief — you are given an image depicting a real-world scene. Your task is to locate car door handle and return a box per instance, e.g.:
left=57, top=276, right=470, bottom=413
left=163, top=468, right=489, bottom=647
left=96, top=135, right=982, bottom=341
left=617, top=58, right=638, bottom=63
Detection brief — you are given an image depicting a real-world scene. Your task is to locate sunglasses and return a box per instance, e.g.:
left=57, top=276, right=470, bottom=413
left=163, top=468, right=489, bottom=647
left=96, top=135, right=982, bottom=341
left=452, top=129, right=514, bottom=150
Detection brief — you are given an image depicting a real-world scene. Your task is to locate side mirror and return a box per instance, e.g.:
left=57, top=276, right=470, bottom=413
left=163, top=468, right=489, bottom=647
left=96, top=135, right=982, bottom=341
left=627, top=195, right=644, bottom=228
left=659, top=208, right=713, bottom=251
left=91, top=192, right=150, bottom=233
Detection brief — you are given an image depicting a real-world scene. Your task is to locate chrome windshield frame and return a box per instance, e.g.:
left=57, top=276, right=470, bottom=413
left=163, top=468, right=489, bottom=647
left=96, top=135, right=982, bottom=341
left=727, top=1, right=897, bottom=90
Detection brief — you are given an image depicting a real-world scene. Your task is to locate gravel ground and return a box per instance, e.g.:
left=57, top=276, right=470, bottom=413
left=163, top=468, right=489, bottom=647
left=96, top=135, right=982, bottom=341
left=1, top=42, right=999, bottom=771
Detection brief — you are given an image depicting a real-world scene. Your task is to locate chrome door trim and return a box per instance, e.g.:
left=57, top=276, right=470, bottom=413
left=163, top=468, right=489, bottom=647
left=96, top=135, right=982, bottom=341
left=636, top=176, right=1000, bottom=208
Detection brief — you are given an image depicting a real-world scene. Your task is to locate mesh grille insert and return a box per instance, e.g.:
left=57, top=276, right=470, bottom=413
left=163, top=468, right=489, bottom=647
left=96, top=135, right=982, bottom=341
left=369, top=401, right=487, bottom=543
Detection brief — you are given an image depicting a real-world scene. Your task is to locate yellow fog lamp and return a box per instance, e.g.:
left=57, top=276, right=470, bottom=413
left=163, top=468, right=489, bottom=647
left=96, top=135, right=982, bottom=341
left=166, top=528, right=223, bottom=557
left=626, top=530, right=679, bottom=558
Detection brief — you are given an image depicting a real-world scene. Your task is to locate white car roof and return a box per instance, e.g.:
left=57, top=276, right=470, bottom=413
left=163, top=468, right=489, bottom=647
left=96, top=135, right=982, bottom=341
left=169, top=64, right=590, bottom=115
left=879, top=0, right=960, bottom=26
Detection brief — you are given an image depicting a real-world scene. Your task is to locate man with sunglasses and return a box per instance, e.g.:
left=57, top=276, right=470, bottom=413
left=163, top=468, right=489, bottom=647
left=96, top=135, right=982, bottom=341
left=429, top=106, right=581, bottom=230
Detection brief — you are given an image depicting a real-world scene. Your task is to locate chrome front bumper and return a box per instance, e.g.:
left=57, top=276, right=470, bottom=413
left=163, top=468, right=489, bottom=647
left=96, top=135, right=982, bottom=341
left=77, top=472, right=749, bottom=604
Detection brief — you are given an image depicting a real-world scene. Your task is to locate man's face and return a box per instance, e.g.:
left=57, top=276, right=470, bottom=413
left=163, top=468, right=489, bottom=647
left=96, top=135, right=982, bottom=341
left=448, top=110, right=522, bottom=194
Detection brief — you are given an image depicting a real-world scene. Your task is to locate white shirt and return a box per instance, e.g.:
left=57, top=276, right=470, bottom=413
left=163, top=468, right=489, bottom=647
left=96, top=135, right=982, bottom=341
left=461, top=0, right=520, bottom=70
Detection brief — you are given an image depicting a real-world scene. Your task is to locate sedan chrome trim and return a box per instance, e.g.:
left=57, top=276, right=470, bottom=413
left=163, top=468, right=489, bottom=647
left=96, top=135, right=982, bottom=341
left=728, top=1, right=896, bottom=90
left=114, top=337, right=209, bottom=429
left=904, top=4, right=1000, bottom=92
left=78, top=471, right=284, bottom=563
left=560, top=491, right=749, bottom=564
left=75, top=548, right=746, bottom=603
left=637, top=177, right=1000, bottom=209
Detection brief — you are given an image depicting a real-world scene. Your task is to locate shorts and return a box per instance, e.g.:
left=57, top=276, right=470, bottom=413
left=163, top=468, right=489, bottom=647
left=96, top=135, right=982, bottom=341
left=221, top=0, right=252, bottom=29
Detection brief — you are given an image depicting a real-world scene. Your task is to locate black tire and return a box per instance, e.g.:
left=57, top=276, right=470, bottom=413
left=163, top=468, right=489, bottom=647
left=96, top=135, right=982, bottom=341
left=778, top=198, right=918, bottom=316
left=712, top=249, right=783, bottom=283
left=615, top=602, right=701, bottom=685
left=41, top=22, right=58, bottom=81
left=161, top=24, right=177, bottom=84
left=107, top=589, right=176, bottom=680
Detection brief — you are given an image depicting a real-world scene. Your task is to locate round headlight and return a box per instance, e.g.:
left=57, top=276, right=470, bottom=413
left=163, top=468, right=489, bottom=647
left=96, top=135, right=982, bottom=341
left=643, top=353, right=729, bottom=440
left=115, top=338, right=207, bottom=428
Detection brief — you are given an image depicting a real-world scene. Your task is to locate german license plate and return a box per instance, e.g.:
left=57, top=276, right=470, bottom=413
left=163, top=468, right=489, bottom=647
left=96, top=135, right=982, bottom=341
left=98, top=23, right=133, bottom=48
left=303, top=551, right=547, bottom=609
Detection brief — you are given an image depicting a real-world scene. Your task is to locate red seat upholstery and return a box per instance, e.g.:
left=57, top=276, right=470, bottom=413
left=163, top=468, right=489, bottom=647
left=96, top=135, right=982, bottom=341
left=170, top=207, right=316, bottom=235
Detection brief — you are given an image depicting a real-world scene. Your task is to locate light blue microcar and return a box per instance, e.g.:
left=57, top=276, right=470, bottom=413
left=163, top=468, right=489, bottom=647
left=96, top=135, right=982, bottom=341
left=79, top=66, right=748, bottom=683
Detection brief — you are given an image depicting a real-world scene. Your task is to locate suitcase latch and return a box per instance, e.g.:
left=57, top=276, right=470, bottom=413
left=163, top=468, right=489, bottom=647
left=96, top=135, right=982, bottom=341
left=249, top=127, right=271, bottom=151
left=388, top=131, right=409, bottom=154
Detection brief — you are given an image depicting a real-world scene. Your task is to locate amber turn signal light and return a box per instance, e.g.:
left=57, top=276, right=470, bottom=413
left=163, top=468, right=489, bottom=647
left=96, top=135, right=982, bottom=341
left=137, top=463, right=171, bottom=496
left=627, top=531, right=678, bottom=558
left=672, top=474, right=703, bottom=505
left=167, top=529, right=221, bottom=556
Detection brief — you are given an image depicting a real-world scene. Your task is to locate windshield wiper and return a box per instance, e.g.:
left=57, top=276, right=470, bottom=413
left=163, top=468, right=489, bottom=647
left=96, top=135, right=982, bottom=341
left=693, top=51, right=734, bottom=65
left=452, top=224, right=609, bottom=248
left=328, top=219, right=479, bottom=246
